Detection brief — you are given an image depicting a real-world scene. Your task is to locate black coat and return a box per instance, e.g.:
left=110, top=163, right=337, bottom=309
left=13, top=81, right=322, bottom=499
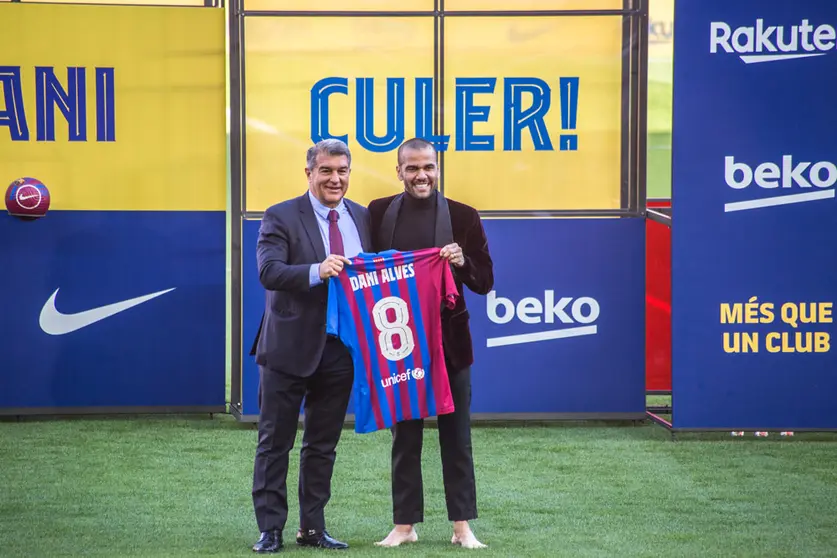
left=367, top=192, right=494, bottom=372
left=251, top=192, right=372, bottom=376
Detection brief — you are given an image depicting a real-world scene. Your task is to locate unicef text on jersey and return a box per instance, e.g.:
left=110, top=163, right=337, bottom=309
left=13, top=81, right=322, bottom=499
left=710, top=19, right=837, bottom=64
left=723, top=155, right=837, bottom=212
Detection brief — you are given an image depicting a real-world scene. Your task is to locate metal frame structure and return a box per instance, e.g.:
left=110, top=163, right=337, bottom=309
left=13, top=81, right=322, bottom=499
left=228, top=0, right=650, bottom=420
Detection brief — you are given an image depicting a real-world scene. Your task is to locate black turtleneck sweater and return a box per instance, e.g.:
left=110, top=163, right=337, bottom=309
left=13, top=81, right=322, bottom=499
left=392, top=190, right=437, bottom=252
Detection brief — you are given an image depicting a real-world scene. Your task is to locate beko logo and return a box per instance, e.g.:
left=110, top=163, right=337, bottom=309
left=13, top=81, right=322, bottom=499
left=723, top=154, right=836, bottom=212
left=485, top=290, right=600, bottom=348
left=710, top=19, right=837, bottom=64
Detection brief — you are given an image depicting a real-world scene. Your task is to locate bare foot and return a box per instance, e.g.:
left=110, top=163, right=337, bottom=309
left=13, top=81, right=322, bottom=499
left=451, top=523, right=487, bottom=549
left=375, top=526, right=418, bottom=547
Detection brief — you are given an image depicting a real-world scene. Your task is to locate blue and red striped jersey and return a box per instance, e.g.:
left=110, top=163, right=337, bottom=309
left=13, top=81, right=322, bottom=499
left=326, top=247, right=458, bottom=433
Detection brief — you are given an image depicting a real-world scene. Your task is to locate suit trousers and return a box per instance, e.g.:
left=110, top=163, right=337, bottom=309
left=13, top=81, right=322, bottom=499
left=252, top=336, right=354, bottom=534
left=390, top=364, right=477, bottom=524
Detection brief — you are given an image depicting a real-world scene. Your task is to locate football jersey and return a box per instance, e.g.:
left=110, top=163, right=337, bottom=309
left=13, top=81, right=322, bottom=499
left=326, top=247, right=459, bottom=434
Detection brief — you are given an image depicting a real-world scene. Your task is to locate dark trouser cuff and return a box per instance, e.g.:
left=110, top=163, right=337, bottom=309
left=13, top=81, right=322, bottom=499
left=393, top=512, right=424, bottom=525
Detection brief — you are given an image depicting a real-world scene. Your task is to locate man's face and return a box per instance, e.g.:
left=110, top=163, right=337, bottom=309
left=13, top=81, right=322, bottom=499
left=397, top=147, right=438, bottom=199
left=306, top=152, right=350, bottom=207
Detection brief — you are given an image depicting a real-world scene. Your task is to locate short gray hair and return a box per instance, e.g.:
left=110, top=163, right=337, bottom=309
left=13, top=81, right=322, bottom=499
left=307, top=139, right=352, bottom=171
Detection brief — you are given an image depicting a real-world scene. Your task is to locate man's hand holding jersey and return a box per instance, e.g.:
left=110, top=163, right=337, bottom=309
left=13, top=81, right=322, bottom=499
left=439, top=243, right=465, bottom=268
left=319, top=255, right=352, bottom=279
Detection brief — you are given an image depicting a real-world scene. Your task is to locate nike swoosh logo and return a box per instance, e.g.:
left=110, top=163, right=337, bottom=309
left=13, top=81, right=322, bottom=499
left=19, top=194, right=39, bottom=201
left=39, top=287, right=176, bottom=335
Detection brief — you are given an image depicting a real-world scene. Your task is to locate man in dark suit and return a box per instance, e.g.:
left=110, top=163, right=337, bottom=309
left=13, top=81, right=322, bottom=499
left=368, top=138, right=494, bottom=550
left=250, top=138, right=371, bottom=553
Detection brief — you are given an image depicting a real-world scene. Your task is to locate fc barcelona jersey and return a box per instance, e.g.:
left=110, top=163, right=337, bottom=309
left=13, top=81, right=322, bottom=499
left=326, top=247, right=458, bottom=433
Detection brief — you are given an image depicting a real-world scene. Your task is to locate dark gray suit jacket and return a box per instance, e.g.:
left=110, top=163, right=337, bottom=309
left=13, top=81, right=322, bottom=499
left=251, top=192, right=372, bottom=377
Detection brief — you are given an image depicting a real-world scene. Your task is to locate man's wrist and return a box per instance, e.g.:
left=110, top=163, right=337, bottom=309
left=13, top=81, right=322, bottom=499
left=309, top=263, right=323, bottom=286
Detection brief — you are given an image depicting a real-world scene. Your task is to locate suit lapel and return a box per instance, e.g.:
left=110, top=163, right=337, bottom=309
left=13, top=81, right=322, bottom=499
left=379, top=193, right=404, bottom=251
left=298, top=193, right=327, bottom=261
left=434, top=193, right=454, bottom=248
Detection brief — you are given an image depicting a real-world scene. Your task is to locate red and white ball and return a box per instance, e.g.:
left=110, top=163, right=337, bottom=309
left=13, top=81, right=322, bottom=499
left=5, top=177, right=51, bottom=220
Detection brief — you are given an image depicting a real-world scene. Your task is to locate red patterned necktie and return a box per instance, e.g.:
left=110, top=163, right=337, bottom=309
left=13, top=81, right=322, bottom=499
left=327, top=209, right=344, bottom=256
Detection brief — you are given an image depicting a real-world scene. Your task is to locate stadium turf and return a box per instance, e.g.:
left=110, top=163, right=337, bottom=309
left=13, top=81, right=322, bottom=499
left=2, top=414, right=836, bottom=557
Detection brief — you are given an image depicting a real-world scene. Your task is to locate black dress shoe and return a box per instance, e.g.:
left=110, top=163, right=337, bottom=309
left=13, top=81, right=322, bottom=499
left=253, top=530, right=283, bottom=553
left=296, top=529, right=349, bottom=550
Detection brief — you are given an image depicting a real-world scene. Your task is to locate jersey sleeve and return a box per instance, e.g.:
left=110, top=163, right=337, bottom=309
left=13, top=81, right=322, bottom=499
left=442, top=260, right=460, bottom=310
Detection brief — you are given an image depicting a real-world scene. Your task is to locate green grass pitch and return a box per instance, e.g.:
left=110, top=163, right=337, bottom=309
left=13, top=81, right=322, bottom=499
left=2, top=415, right=837, bottom=557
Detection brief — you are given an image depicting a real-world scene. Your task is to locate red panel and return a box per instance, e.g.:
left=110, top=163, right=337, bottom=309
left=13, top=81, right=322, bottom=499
left=645, top=218, right=671, bottom=391
left=647, top=198, right=672, bottom=208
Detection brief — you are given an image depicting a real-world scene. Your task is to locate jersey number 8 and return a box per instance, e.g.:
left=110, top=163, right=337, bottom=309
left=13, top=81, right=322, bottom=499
left=372, top=296, right=415, bottom=362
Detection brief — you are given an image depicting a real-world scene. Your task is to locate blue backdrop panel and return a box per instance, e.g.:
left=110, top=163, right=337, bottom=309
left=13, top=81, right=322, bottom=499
left=241, top=218, right=263, bottom=417
left=672, top=0, right=837, bottom=429
left=467, top=218, right=645, bottom=415
left=0, top=211, right=226, bottom=411
left=240, top=217, right=645, bottom=419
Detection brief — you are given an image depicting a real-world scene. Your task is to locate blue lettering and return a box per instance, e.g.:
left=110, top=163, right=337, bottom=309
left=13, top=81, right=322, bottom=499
left=0, top=66, right=29, bottom=141
left=310, top=77, right=348, bottom=144
left=96, top=68, right=116, bottom=142
left=414, top=77, right=450, bottom=152
left=503, top=78, right=553, bottom=151
left=36, top=66, right=87, bottom=142
left=308, top=76, right=580, bottom=153
left=1, top=66, right=115, bottom=143
left=455, top=77, right=496, bottom=151
left=356, top=77, right=404, bottom=153
left=559, top=77, right=579, bottom=151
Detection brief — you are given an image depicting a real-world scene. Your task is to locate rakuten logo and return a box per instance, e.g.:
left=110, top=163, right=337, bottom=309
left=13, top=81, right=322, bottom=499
left=710, top=19, right=837, bottom=64
left=723, top=155, right=836, bottom=212
left=485, top=290, right=600, bottom=347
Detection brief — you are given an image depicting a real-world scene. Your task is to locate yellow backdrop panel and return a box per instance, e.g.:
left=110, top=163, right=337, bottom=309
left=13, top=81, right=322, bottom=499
left=244, top=17, right=435, bottom=212
left=0, top=3, right=225, bottom=211
left=244, top=0, right=432, bottom=11
left=442, top=16, right=624, bottom=210
left=17, top=0, right=205, bottom=5
left=445, top=0, right=623, bottom=9
left=243, top=0, right=622, bottom=10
